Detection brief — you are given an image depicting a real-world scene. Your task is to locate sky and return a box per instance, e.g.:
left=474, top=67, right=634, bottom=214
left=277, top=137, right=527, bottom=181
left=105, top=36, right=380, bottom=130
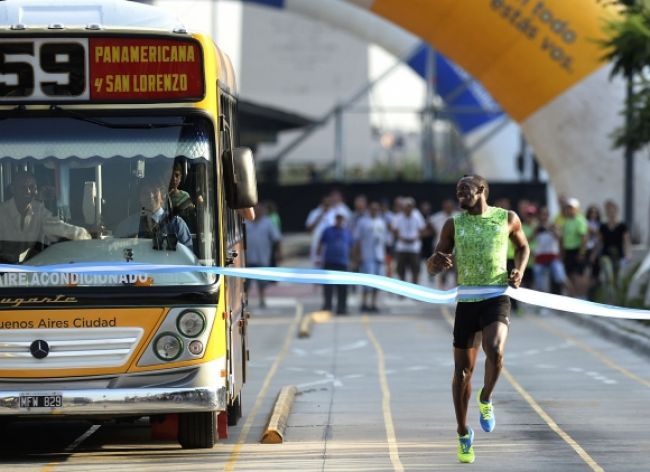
left=155, top=0, right=426, bottom=131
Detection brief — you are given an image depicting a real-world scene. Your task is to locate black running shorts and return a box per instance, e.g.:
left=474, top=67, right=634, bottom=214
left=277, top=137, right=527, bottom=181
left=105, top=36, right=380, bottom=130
left=453, top=295, right=511, bottom=349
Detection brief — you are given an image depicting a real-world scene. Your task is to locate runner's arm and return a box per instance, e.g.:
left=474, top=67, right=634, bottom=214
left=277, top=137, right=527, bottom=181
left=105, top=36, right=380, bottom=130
left=508, top=211, right=530, bottom=288
left=426, top=218, right=455, bottom=275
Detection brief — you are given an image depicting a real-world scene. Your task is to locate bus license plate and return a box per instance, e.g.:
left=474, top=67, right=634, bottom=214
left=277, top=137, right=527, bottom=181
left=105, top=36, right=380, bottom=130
left=19, top=393, right=63, bottom=408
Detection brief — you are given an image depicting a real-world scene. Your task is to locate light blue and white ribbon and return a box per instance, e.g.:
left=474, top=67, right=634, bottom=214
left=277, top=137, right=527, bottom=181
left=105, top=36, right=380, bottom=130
left=1, top=263, right=650, bottom=320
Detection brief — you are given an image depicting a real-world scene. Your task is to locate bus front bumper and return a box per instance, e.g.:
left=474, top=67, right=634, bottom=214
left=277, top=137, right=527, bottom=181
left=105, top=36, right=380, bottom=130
left=0, top=385, right=226, bottom=416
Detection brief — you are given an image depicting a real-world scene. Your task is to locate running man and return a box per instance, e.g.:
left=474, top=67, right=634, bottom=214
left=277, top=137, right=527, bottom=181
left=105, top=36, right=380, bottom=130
left=426, top=175, right=529, bottom=464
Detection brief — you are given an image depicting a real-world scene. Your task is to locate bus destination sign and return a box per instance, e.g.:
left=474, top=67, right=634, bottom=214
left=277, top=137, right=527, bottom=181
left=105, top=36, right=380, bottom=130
left=0, top=36, right=204, bottom=102
left=90, top=37, right=203, bottom=100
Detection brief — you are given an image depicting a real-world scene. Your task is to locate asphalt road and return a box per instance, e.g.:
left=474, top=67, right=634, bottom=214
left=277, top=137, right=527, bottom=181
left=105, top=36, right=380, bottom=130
left=2, top=281, right=650, bottom=471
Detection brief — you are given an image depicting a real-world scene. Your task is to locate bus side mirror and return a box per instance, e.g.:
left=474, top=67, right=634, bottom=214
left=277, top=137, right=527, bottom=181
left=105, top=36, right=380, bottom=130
left=224, top=147, right=258, bottom=209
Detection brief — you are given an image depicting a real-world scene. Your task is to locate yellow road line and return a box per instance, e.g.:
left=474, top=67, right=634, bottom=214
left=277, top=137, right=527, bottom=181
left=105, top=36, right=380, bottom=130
left=501, top=368, right=604, bottom=472
left=363, top=315, right=405, bottom=472
left=224, top=302, right=303, bottom=472
left=530, top=315, right=650, bottom=389
left=440, top=306, right=604, bottom=472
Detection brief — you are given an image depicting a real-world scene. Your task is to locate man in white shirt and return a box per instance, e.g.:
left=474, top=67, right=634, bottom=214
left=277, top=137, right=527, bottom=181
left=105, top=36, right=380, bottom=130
left=0, top=171, right=91, bottom=263
left=305, top=190, right=350, bottom=267
left=354, top=201, right=388, bottom=312
left=391, top=197, right=425, bottom=284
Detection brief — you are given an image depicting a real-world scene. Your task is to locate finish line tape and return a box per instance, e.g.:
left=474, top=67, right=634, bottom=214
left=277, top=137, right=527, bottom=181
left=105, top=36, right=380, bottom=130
left=1, top=263, right=649, bottom=320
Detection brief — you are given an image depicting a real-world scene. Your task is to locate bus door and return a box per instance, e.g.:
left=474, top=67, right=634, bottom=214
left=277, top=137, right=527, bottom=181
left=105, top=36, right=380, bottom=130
left=220, top=92, right=246, bottom=421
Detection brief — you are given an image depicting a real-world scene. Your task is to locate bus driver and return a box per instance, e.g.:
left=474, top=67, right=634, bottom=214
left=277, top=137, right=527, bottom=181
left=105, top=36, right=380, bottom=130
left=0, top=171, right=91, bottom=263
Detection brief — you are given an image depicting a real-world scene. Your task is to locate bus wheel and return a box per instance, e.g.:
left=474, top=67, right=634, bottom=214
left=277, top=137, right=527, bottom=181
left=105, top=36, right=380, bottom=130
left=227, top=395, right=242, bottom=426
left=178, top=412, right=216, bottom=449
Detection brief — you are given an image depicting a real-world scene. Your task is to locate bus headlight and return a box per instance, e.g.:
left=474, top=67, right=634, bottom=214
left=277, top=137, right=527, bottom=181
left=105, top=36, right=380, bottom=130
left=177, top=310, right=206, bottom=338
left=188, top=340, right=204, bottom=356
left=154, top=333, right=183, bottom=361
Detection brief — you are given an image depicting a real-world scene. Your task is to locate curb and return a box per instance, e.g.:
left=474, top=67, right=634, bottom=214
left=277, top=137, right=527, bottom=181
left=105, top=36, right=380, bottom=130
left=298, top=311, right=313, bottom=338
left=551, top=311, right=650, bottom=359
left=260, top=385, right=298, bottom=444
left=298, top=310, right=332, bottom=338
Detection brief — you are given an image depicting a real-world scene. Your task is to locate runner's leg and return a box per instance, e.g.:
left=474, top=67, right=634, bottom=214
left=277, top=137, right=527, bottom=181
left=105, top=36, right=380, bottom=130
left=453, top=344, right=479, bottom=435
left=480, top=320, right=509, bottom=401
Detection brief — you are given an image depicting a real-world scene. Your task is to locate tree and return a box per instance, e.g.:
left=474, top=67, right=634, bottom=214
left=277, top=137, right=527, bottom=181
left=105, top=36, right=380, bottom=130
left=599, top=0, right=650, bottom=228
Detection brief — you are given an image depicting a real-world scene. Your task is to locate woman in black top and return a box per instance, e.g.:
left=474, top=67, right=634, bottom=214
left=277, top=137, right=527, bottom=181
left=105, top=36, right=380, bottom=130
left=597, top=200, right=631, bottom=284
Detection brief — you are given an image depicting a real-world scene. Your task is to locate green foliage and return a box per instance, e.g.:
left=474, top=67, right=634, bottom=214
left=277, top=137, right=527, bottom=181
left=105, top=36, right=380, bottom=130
left=276, top=155, right=450, bottom=184
left=613, top=83, right=650, bottom=149
left=366, top=157, right=424, bottom=181
left=600, top=0, right=650, bottom=151
left=593, top=259, right=649, bottom=309
left=601, top=11, right=650, bottom=77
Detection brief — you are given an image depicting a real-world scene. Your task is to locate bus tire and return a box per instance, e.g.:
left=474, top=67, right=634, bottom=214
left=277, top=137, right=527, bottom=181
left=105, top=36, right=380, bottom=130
left=178, top=412, right=216, bottom=449
left=227, top=395, right=242, bottom=426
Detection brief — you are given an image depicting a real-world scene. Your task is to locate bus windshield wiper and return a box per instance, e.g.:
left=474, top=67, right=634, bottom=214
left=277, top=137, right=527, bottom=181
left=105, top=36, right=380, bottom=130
left=49, top=105, right=191, bottom=129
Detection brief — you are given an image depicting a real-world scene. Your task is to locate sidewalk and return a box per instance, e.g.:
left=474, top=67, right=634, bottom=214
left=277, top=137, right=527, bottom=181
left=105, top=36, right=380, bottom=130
left=554, top=311, right=650, bottom=358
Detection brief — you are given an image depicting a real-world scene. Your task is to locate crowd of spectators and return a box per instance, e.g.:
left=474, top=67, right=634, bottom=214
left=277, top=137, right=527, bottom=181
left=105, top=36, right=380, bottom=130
left=302, top=189, right=631, bottom=313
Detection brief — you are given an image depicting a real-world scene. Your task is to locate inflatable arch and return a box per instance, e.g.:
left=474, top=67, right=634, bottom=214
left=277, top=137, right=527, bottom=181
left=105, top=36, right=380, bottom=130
left=243, top=0, right=650, bottom=243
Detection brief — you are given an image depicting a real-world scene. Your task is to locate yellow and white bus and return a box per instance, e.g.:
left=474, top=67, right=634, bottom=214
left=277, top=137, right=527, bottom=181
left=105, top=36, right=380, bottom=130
left=0, top=0, right=257, bottom=448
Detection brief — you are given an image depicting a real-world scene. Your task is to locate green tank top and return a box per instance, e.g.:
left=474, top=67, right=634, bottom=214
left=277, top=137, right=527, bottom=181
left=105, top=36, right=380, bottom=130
left=454, top=206, right=509, bottom=289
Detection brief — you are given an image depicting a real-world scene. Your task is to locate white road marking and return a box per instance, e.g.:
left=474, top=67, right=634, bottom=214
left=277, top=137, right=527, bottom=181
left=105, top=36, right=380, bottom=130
left=265, top=297, right=303, bottom=307
left=296, top=377, right=343, bottom=389
left=65, top=424, right=101, bottom=452
left=312, top=340, right=368, bottom=356
left=510, top=342, right=574, bottom=359
left=568, top=368, right=618, bottom=385
left=343, top=373, right=364, bottom=379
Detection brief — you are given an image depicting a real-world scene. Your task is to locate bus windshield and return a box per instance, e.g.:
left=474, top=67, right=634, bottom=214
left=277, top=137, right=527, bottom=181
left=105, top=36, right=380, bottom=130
left=0, top=113, right=218, bottom=288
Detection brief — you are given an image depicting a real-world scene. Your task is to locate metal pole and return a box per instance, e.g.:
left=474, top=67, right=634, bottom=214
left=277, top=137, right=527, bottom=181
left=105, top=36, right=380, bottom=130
left=272, top=49, right=413, bottom=164
left=467, top=117, right=510, bottom=155
left=517, top=131, right=526, bottom=180
left=334, top=105, right=344, bottom=181
left=95, top=164, right=103, bottom=227
left=624, top=75, right=635, bottom=231
left=422, top=47, right=436, bottom=180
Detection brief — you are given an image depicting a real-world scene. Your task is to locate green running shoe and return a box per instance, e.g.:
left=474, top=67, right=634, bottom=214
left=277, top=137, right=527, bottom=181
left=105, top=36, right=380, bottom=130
left=457, top=427, right=475, bottom=464
left=477, top=388, right=495, bottom=432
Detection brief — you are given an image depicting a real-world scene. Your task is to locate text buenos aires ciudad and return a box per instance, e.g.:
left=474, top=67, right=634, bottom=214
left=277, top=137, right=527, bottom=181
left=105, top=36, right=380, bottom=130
left=94, top=43, right=196, bottom=94
left=0, top=316, right=117, bottom=329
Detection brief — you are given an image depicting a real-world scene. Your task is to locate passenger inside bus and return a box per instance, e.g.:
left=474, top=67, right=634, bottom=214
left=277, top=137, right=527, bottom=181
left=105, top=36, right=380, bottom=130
left=114, top=178, right=192, bottom=249
left=168, top=158, right=202, bottom=233
left=169, top=160, right=201, bottom=211
left=0, top=171, right=91, bottom=263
